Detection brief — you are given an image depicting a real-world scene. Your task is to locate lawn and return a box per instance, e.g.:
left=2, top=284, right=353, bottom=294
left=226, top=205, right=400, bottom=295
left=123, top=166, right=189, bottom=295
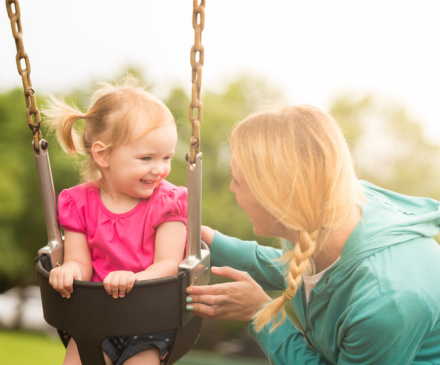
left=0, top=329, right=65, bottom=365
left=0, top=330, right=269, bottom=365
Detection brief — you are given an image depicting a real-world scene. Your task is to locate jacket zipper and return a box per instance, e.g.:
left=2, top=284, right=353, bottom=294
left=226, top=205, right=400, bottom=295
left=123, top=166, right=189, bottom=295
left=300, top=285, right=310, bottom=343
left=304, top=322, right=309, bottom=342
left=301, top=286, right=318, bottom=352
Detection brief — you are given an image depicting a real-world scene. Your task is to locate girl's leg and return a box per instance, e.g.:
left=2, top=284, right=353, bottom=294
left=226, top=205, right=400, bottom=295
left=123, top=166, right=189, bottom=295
left=123, top=348, right=160, bottom=365
left=63, top=338, right=114, bottom=365
left=63, top=339, right=82, bottom=365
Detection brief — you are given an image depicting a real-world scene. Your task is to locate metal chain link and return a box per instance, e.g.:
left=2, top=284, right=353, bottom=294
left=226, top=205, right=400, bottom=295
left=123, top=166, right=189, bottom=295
left=6, top=0, right=42, bottom=151
left=189, top=0, right=205, bottom=164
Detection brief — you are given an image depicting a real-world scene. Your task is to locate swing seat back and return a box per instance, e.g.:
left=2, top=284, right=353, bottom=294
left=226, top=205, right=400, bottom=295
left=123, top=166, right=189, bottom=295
left=36, top=255, right=202, bottom=365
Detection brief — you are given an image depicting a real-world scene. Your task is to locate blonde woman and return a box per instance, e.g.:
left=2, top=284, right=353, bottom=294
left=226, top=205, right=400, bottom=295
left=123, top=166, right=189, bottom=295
left=185, top=105, right=440, bottom=364
left=44, top=76, right=186, bottom=365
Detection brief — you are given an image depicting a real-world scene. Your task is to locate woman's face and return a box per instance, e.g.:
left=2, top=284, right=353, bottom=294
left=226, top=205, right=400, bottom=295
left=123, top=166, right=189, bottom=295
left=230, top=157, right=285, bottom=237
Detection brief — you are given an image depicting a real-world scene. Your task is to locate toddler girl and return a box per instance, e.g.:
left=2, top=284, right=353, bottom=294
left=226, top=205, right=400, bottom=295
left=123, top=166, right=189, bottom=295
left=44, top=76, right=187, bottom=365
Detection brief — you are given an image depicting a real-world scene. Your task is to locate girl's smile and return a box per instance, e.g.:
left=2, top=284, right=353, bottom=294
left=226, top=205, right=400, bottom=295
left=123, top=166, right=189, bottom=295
left=140, top=179, right=158, bottom=185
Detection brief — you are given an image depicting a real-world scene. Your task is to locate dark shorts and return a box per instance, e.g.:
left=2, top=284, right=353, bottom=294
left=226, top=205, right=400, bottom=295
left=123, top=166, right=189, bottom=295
left=101, top=330, right=174, bottom=365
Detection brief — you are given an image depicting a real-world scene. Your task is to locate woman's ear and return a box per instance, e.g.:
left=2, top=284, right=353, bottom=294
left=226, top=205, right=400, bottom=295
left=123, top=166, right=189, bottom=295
left=91, top=141, right=109, bottom=168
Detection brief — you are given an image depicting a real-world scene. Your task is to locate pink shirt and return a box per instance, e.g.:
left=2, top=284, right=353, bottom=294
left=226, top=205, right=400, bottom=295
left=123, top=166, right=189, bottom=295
left=57, top=180, right=187, bottom=282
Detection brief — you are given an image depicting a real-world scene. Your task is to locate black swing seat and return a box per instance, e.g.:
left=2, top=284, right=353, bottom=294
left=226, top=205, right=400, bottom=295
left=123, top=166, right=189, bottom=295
left=36, top=255, right=203, bottom=365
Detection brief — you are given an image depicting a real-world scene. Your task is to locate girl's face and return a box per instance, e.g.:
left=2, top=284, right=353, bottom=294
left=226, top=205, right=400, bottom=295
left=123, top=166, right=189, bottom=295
left=230, top=157, right=285, bottom=237
left=103, top=122, right=177, bottom=201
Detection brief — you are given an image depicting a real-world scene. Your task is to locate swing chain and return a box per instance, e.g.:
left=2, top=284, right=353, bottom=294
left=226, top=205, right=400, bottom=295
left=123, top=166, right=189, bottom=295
left=189, top=0, right=206, bottom=164
left=6, top=0, right=42, bottom=151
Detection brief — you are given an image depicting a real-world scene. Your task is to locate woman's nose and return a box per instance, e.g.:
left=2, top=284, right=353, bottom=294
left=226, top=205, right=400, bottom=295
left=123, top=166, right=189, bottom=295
left=230, top=181, right=235, bottom=193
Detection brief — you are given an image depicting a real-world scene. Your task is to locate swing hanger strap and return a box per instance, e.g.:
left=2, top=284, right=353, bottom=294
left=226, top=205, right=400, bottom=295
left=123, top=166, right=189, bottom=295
left=189, top=0, right=206, bottom=164
left=6, top=0, right=42, bottom=152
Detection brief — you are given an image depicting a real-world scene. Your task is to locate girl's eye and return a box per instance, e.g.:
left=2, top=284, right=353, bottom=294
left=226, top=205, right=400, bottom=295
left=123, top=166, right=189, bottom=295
left=164, top=156, right=173, bottom=161
left=141, top=157, right=151, bottom=161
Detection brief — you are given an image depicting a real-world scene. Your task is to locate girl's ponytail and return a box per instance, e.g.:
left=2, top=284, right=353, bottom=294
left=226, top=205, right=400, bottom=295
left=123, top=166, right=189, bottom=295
left=43, top=96, right=85, bottom=155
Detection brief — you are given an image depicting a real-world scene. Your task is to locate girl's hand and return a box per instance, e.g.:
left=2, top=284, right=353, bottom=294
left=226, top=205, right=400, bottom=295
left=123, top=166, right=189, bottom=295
left=201, top=225, right=215, bottom=247
left=49, top=263, right=84, bottom=299
left=185, top=266, right=272, bottom=321
left=103, top=271, right=137, bottom=298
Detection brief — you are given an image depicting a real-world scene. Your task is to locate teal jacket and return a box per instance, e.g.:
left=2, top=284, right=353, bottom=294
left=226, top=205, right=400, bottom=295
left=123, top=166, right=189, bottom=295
left=211, top=181, right=440, bottom=364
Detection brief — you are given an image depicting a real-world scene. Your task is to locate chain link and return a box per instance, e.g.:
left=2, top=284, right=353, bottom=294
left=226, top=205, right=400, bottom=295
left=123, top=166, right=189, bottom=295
left=189, top=0, right=206, bottom=163
left=6, top=0, right=42, bottom=151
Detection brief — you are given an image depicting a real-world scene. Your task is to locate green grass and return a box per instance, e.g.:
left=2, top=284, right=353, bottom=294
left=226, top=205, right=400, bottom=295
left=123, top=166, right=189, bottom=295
left=0, top=329, right=65, bottom=365
left=0, top=330, right=269, bottom=365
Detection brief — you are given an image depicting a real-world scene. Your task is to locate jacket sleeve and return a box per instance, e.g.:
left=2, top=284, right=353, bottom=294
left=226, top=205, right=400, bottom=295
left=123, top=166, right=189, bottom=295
left=249, top=315, right=331, bottom=365
left=210, top=231, right=286, bottom=291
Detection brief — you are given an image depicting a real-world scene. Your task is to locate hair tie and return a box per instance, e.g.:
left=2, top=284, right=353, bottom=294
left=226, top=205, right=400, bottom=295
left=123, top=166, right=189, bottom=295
left=282, top=287, right=296, bottom=302
left=83, top=113, right=86, bottom=119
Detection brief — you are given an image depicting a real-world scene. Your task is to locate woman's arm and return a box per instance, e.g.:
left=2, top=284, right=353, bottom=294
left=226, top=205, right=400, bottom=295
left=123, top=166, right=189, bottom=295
left=49, top=230, right=93, bottom=298
left=186, top=267, right=328, bottom=364
left=208, top=228, right=286, bottom=291
left=186, top=226, right=285, bottom=321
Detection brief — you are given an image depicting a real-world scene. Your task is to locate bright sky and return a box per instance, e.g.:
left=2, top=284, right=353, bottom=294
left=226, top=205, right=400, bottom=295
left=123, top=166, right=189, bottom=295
left=1, top=1, right=439, bottom=142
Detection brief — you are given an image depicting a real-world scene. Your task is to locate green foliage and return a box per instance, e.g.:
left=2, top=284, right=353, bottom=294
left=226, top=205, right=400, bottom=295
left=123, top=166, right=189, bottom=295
left=1, top=68, right=439, bottom=350
left=0, top=72, right=282, bottom=291
left=166, top=75, right=283, bottom=248
left=331, top=95, right=440, bottom=200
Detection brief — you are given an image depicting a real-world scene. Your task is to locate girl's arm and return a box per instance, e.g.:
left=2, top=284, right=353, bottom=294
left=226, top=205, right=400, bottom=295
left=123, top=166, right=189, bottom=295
left=49, top=230, right=93, bottom=298
left=137, top=221, right=186, bottom=280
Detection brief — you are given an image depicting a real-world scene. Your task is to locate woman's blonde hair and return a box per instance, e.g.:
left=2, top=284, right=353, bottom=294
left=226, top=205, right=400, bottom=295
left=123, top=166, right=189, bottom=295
left=229, top=104, right=361, bottom=332
left=42, top=75, right=175, bottom=182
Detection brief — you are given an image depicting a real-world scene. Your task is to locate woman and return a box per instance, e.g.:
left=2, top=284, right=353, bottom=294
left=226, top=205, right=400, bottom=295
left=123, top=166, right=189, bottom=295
left=185, top=105, right=440, bottom=364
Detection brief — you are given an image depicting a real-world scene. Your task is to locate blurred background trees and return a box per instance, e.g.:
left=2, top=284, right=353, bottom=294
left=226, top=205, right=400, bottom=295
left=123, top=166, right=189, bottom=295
left=1, top=68, right=439, bottom=350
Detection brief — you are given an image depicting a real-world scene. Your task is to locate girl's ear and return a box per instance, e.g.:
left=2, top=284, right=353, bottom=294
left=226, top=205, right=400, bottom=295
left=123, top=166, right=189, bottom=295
left=92, top=141, right=109, bottom=168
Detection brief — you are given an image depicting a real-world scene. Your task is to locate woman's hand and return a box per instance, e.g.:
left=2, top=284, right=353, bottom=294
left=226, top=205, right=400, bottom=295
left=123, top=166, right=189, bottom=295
left=49, top=262, right=84, bottom=299
left=201, top=225, right=215, bottom=247
left=103, top=271, right=137, bottom=298
left=185, top=266, right=272, bottom=321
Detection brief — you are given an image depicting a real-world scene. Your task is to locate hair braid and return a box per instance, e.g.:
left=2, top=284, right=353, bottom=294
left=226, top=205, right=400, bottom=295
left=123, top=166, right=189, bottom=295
left=253, top=229, right=318, bottom=333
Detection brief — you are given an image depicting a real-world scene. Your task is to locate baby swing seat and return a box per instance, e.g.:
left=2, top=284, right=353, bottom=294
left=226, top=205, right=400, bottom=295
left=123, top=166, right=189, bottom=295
left=36, top=254, right=204, bottom=365
left=33, top=141, right=209, bottom=365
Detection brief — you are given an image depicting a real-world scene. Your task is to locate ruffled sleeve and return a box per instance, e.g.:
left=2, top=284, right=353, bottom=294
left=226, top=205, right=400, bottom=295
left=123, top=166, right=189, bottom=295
left=150, top=186, right=187, bottom=228
left=57, top=189, right=86, bottom=233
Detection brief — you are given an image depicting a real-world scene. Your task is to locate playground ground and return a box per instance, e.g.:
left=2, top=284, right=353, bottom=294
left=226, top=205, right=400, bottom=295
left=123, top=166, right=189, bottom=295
left=0, top=329, right=270, bottom=365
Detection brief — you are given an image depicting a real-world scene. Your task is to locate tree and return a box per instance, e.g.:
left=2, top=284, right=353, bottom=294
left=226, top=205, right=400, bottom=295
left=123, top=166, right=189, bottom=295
left=331, top=94, right=440, bottom=200
left=1, top=68, right=438, bottom=350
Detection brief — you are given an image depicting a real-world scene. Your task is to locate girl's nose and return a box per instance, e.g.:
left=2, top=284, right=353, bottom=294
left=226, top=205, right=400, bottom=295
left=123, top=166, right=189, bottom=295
left=152, top=163, right=165, bottom=175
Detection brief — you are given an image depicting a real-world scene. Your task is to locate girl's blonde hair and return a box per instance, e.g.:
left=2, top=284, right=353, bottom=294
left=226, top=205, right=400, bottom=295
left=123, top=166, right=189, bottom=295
left=43, top=75, right=175, bottom=182
left=229, top=104, right=361, bottom=332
